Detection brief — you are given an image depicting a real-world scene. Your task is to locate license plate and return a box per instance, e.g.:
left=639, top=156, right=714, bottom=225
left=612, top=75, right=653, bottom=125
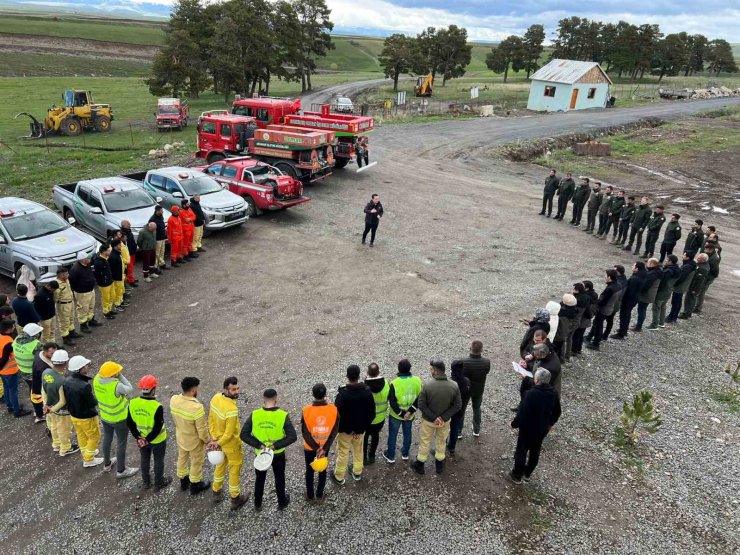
left=226, top=211, right=245, bottom=222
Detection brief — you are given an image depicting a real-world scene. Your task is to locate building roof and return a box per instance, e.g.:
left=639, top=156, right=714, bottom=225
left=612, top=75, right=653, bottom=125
left=531, top=59, right=613, bottom=85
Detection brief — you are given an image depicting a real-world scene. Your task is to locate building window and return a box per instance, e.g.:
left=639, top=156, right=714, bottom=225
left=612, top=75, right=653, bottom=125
left=544, top=86, right=556, bottom=97
left=588, top=88, right=597, bottom=99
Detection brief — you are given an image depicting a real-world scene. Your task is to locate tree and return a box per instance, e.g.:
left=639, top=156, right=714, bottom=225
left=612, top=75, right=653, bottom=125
left=433, top=25, right=472, bottom=86
left=266, top=1, right=303, bottom=94
left=598, top=22, right=619, bottom=71
left=614, top=390, right=662, bottom=449
left=655, top=34, right=689, bottom=81
left=706, top=39, right=739, bottom=74
left=414, top=27, right=439, bottom=79
left=145, top=29, right=208, bottom=98
left=222, top=0, right=274, bottom=97
left=684, top=34, right=708, bottom=76
left=292, top=0, right=334, bottom=91
left=633, top=24, right=662, bottom=79
left=522, top=24, right=545, bottom=78
left=209, top=16, right=245, bottom=101
left=378, top=33, right=419, bottom=92
left=486, top=36, right=523, bottom=83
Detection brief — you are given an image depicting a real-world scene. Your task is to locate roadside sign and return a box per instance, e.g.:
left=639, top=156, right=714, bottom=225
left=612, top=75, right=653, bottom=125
left=470, top=87, right=479, bottom=99
left=397, top=91, right=406, bottom=105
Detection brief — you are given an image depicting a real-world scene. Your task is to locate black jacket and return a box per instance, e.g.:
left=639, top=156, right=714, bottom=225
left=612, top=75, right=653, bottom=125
left=519, top=322, right=550, bottom=359
left=92, top=255, right=114, bottom=287
left=662, top=221, right=682, bottom=244
left=364, top=376, right=387, bottom=395
left=673, top=260, right=697, bottom=294
left=69, top=261, right=96, bottom=293
left=122, top=228, right=137, bottom=255
left=580, top=289, right=598, bottom=328
left=190, top=200, right=206, bottom=227
left=683, top=229, right=704, bottom=256
left=335, top=382, right=375, bottom=434
left=613, top=275, right=628, bottom=311
left=557, top=178, right=575, bottom=199
left=623, top=270, right=647, bottom=305
left=11, top=296, right=40, bottom=327
left=646, top=213, right=666, bottom=234
left=554, top=304, right=578, bottom=342
left=450, top=372, right=471, bottom=419
left=543, top=175, right=559, bottom=194
left=149, top=213, right=167, bottom=241
left=631, top=204, right=652, bottom=229
left=64, top=373, right=98, bottom=419
left=638, top=267, right=662, bottom=304
left=33, top=287, right=56, bottom=321
left=521, top=350, right=562, bottom=397
left=109, top=249, right=124, bottom=281
left=364, top=201, right=384, bottom=225
left=512, top=383, right=561, bottom=440
left=460, top=353, right=491, bottom=398
left=597, top=281, right=621, bottom=316
left=619, top=204, right=636, bottom=222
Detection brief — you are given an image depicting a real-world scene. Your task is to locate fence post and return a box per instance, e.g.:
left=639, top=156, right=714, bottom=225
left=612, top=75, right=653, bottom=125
left=129, top=120, right=134, bottom=147
left=81, top=124, right=85, bottom=148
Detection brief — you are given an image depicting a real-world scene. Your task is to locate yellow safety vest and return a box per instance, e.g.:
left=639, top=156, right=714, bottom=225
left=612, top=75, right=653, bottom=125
left=128, top=396, right=166, bottom=444
left=93, top=374, right=129, bottom=423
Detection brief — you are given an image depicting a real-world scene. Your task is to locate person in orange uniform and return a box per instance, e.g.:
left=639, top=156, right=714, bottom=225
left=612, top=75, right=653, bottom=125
left=167, top=206, right=184, bottom=267
left=180, top=200, right=197, bottom=261
left=301, top=383, right=338, bottom=503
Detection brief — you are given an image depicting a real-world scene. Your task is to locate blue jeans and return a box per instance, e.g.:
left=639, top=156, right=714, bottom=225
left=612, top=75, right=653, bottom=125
left=447, top=414, right=464, bottom=452
left=1, top=373, right=20, bottom=414
left=386, top=417, right=412, bottom=459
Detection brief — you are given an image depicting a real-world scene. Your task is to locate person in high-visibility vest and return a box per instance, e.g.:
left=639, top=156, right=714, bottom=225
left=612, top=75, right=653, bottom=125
left=170, top=376, right=211, bottom=494
left=33, top=341, right=56, bottom=426
left=301, top=383, right=338, bottom=503
left=127, top=374, right=171, bottom=491
left=93, top=361, right=138, bottom=479
left=240, top=388, right=297, bottom=511
left=42, top=349, right=78, bottom=456
left=363, top=362, right=388, bottom=465
left=0, top=320, right=32, bottom=417
left=382, top=359, right=422, bottom=464
left=208, top=376, right=249, bottom=510
left=12, top=322, right=44, bottom=421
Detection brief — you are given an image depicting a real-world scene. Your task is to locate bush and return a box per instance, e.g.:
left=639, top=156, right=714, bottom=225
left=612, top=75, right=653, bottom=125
left=614, top=390, right=662, bottom=449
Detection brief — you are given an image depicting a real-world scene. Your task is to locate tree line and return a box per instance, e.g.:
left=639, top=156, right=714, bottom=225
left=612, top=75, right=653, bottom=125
left=146, top=0, right=333, bottom=100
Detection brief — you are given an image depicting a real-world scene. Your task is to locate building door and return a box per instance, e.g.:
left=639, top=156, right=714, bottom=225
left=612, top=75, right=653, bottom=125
left=570, top=89, right=579, bottom=110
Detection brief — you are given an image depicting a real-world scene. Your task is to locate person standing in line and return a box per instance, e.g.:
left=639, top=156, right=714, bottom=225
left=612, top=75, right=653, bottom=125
left=32, top=341, right=56, bottom=424
left=623, top=197, right=652, bottom=255
left=363, top=362, right=389, bottom=465
left=362, top=194, right=384, bottom=247
left=411, top=360, right=461, bottom=475
left=127, top=374, right=171, bottom=491
left=611, top=262, right=647, bottom=340
left=136, top=222, right=159, bottom=283
left=167, top=206, right=185, bottom=267
left=679, top=253, right=709, bottom=319
left=603, top=265, right=628, bottom=341
left=585, top=270, right=621, bottom=351
left=190, top=194, right=207, bottom=254
left=301, top=383, right=338, bottom=503
left=446, top=360, right=470, bottom=457
left=553, top=172, right=575, bottom=221
left=694, top=242, right=720, bottom=315
left=1, top=320, right=33, bottom=417
left=240, top=388, right=297, bottom=511
left=149, top=206, right=168, bottom=272
left=382, top=359, right=422, bottom=464
left=108, top=239, right=128, bottom=312
left=11, top=322, right=44, bottom=421
left=601, top=189, right=625, bottom=240
left=170, top=376, right=211, bottom=495
left=642, top=206, right=666, bottom=259
left=510, top=368, right=561, bottom=484
left=460, top=340, right=490, bottom=439
left=633, top=258, right=662, bottom=332
left=93, top=361, right=138, bottom=479
left=583, top=182, right=602, bottom=233
left=659, top=214, right=682, bottom=263
left=571, top=280, right=597, bottom=355
left=683, top=219, right=704, bottom=260
left=539, top=169, right=559, bottom=217
left=331, top=365, right=375, bottom=485
left=649, top=255, right=680, bottom=329
left=54, top=268, right=81, bottom=346
left=180, top=200, right=197, bottom=260
left=92, top=244, right=116, bottom=320
left=521, top=344, right=562, bottom=397
left=69, top=251, right=101, bottom=332
left=64, top=355, right=104, bottom=467
left=594, top=185, right=613, bottom=237
left=666, top=253, right=696, bottom=323
left=11, top=283, right=40, bottom=332
left=120, top=221, right=139, bottom=288
left=33, top=280, right=59, bottom=345
left=613, top=196, right=636, bottom=246
left=42, top=349, right=78, bottom=456
left=208, top=376, right=249, bottom=510
left=569, top=177, right=590, bottom=226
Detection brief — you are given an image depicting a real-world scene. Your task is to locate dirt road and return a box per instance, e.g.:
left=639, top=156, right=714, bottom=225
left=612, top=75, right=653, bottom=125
left=1, top=97, right=738, bottom=554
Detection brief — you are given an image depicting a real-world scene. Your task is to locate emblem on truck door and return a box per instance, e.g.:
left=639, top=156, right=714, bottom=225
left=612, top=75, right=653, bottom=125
left=262, top=132, right=270, bottom=141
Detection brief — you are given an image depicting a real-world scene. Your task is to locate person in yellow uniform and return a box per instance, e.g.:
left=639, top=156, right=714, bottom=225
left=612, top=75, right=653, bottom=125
left=65, top=355, right=104, bottom=468
left=240, top=388, right=297, bottom=511
left=208, top=376, right=248, bottom=510
left=169, top=376, right=211, bottom=494
left=42, top=349, right=79, bottom=456
left=54, top=268, right=82, bottom=346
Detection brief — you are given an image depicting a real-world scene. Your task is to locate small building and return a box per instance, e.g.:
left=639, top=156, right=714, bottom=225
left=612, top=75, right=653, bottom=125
left=527, top=59, right=612, bottom=112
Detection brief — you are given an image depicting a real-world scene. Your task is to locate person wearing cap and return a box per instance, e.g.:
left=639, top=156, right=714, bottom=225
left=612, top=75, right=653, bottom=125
left=33, top=280, right=60, bottom=344
left=683, top=220, right=704, bottom=260
left=109, top=239, right=128, bottom=313
left=149, top=205, right=168, bottom=272
left=363, top=362, right=389, bottom=465
left=11, top=283, right=40, bottom=332
left=659, top=214, right=682, bottom=264
left=54, top=267, right=82, bottom=346
left=190, top=195, right=206, bottom=254
left=208, top=376, right=248, bottom=510
left=642, top=206, right=666, bottom=259
left=510, top=368, right=561, bottom=484
left=120, top=220, right=139, bottom=288
left=65, top=355, right=104, bottom=467
left=411, top=360, right=461, bottom=475
left=383, top=359, right=422, bottom=464
left=69, top=251, right=101, bottom=332
left=301, top=383, right=338, bottom=503
left=179, top=200, right=197, bottom=261
left=93, top=244, right=116, bottom=320
left=93, top=361, right=137, bottom=478
left=694, top=242, right=720, bottom=315
left=167, top=206, right=185, bottom=267
left=32, top=341, right=56, bottom=424
left=240, top=388, right=297, bottom=510
left=1, top=320, right=33, bottom=417
left=459, top=340, right=491, bottom=439
left=331, top=365, right=375, bottom=485
left=127, top=375, right=171, bottom=491
left=12, top=322, right=44, bottom=420
left=170, top=376, right=211, bottom=494
left=136, top=222, right=159, bottom=283
left=42, top=349, right=78, bottom=456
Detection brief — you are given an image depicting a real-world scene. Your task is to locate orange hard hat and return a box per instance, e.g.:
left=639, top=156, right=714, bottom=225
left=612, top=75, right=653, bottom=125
left=171, top=205, right=180, bottom=212
left=138, top=375, right=158, bottom=390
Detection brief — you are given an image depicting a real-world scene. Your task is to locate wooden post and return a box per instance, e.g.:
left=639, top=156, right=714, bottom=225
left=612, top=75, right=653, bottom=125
left=81, top=124, right=85, bottom=147
left=45, top=132, right=50, bottom=154
left=129, top=120, right=134, bottom=146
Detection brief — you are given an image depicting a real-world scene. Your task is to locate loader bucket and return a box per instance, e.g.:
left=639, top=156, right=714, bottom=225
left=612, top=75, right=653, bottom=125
left=15, top=112, right=45, bottom=138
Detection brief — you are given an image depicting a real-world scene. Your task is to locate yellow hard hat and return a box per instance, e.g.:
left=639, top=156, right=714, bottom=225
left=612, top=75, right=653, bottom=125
left=310, top=456, right=328, bottom=472
left=99, top=361, right=123, bottom=378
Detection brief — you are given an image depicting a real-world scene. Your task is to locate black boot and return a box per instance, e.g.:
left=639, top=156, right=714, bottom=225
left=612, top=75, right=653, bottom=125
left=89, top=318, right=102, bottom=327
left=411, top=460, right=425, bottom=475
left=68, top=329, right=83, bottom=339
left=80, top=323, right=92, bottom=333
left=190, top=480, right=211, bottom=495
left=180, top=477, right=190, bottom=491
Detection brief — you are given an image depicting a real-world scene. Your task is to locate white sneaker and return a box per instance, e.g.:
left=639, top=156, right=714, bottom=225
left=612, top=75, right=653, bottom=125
left=83, top=457, right=104, bottom=468
left=117, top=467, right=139, bottom=479
left=104, top=457, right=117, bottom=472
left=151, top=273, right=160, bottom=279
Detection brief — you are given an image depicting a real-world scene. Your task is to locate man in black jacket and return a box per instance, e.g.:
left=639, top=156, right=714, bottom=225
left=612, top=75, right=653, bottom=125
left=633, top=258, right=662, bottom=331
left=460, top=340, right=490, bottom=438
left=510, top=368, right=561, bottom=484
left=666, top=253, right=696, bottom=323
left=612, top=262, right=647, bottom=339
left=683, top=219, right=704, bottom=259
left=623, top=197, right=652, bottom=255
left=569, top=177, right=590, bottom=226
left=92, top=244, right=116, bottom=320
left=659, top=214, right=682, bottom=263
left=583, top=182, right=602, bottom=232
left=613, top=196, right=636, bottom=246
left=694, top=242, right=720, bottom=314
left=539, top=169, right=559, bottom=216
left=586, top=269, right=621, bottom=351
left=148, top=206, right=168, bottom=272
left=65, top=355, right=104, bottom=468
left=554, top=172, right=575, bottom=220
left=642, top=206, right=666, bottom=259
left=190, top=194, right=206, bottom=254
left=649, top=255, right=680, bottom=329
left=331, top=365, right=375, bottom=485
left=69, top=252, right=101, bottom=332
left=521, top=344, right=561, bottom=397
left=362, top=194, right=383, bottom=246
left=601, top=189, right=625, bottom=240
left=33, top=281, right=59, bottom=344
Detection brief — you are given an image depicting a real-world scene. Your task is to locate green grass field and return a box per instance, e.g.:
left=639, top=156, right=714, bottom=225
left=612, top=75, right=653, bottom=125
left=0, top=52, right=151, bottom=77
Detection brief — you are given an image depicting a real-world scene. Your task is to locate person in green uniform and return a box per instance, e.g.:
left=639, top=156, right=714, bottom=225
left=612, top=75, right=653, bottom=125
left=659, top=214, right=682, bottom=263
left=539, top=169, right=560, bottom=217
left=623, top=197, right=652, bottom=255
left=642, top=206, right=666, bottom=259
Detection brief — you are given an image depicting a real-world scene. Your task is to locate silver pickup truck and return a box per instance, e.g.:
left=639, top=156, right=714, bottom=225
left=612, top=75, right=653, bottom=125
left=0, top=197, right=98, bottom=283
left=53, top=177, right=170, bottom=242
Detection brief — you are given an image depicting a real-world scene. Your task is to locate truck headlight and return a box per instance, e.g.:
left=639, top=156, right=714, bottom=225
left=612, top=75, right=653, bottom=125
left=38, top=266, right=49, bottom=276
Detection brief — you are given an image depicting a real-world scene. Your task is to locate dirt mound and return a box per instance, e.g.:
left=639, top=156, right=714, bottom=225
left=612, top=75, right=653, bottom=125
left=0, top=32, right=158, bottom=62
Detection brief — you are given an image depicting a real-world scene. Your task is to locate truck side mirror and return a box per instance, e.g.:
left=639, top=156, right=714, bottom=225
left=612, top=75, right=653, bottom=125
left=67, top=216, right=77, bottom=224
left=89, top=208, right=102, bottom=215
left=156, top=196, right=163, bottom=203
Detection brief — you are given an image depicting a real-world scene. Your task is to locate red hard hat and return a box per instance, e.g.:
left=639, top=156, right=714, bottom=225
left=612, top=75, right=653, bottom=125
left=138, top=375, right=158, bottom=390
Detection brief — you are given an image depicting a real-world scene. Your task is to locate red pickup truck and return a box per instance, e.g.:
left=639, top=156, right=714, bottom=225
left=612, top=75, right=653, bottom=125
left=195, top=157, right=310, bottom=217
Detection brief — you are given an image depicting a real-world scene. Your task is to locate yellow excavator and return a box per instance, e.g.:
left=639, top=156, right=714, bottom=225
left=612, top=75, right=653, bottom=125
left=16, top=90, right=113, bottom=138
left=414, top=74, right=433, bottom=97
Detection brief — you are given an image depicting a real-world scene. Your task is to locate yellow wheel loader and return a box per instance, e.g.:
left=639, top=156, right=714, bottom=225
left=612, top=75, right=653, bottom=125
left=16, top=90, right=113, bottom=138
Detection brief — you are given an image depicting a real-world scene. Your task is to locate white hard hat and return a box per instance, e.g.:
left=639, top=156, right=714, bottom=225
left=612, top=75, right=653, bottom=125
left=51, top=349, right=70, bottom=364
left=68, top=355, right=92, bottom=373
left=23, top=323, right=43, bottom=337
left=207, top=450, right=225, bottom=466
left=253, top=448, right=274, bottom=471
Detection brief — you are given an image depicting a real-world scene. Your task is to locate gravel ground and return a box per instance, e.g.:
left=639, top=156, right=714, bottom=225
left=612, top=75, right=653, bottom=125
left=0, top=98, right=738, bottom=554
